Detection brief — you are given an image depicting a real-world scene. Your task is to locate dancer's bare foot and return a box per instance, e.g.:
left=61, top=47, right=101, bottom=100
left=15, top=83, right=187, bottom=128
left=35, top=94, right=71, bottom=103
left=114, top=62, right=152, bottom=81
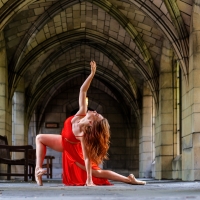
left=35, top=168, right=47, bottom=186
left=85, top=183, right=97, bottom=187
left=128, top=174, right=146, bottom=185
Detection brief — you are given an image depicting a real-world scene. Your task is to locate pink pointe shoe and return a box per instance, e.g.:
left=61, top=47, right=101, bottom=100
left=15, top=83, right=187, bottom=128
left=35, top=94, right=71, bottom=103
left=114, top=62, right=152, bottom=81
left=35, top=168, right=47, bottom=186
left=128, top=174, right=146, bottom=185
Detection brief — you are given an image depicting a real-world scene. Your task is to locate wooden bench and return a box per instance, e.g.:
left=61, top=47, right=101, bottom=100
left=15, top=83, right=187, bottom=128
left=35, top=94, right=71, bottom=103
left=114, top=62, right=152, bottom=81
left=0, top=135, right=35, bottom=181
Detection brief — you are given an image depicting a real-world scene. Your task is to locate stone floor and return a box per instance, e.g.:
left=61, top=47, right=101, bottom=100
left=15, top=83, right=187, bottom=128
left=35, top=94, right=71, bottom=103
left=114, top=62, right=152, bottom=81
left=0, top=178, right=200, bottom=200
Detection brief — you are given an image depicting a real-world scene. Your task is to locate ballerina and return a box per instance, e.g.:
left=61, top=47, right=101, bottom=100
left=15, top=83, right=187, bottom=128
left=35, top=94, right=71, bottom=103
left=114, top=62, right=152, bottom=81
left=35, top=61, right=146, bottom=186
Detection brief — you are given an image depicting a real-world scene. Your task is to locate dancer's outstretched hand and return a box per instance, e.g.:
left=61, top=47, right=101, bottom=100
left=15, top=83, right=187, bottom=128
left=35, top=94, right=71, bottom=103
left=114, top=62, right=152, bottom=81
left=90, top=60, right=96, bottom=75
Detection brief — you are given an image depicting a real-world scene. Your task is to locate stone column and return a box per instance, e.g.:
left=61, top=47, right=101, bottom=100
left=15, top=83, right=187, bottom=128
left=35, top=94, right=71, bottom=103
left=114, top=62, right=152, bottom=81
left=182, top=2, right=200, bottom=181
left=0, top=31, right=11, bottom=178
left=0, top=31, right=12, bottom=141
left=0, top=31, right=9, bottom=139
left=139, top=83, right=153, bottom=178
left=155, top=39, right=174, bottom=179
left=12, top=78, right=26, bottom=175
left=12, top=78, right=26, bottom=145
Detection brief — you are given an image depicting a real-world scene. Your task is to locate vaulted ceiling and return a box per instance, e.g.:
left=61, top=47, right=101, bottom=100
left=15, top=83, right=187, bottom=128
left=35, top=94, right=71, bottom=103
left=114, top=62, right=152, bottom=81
left=0, top=0, right=192, bottom=124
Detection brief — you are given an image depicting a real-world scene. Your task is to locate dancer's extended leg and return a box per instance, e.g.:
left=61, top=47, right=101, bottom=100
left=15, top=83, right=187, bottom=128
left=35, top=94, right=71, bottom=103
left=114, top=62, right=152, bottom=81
left=75, top=162, right=146, bottom=185
left=93, top=169, right=146, bottom=185
left=35, top=134, right=63, bottom=186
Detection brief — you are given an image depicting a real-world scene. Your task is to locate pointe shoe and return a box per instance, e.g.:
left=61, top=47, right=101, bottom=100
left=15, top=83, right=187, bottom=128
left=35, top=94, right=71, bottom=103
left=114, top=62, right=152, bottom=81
left=35, top=168, right=47, bottom=186
left=128, top=174, right=146, bottom=185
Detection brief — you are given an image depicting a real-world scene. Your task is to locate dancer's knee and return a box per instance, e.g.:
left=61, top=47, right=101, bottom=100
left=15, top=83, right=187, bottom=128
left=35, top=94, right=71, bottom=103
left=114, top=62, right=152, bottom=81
left=36, top=134, right=43, bottom=143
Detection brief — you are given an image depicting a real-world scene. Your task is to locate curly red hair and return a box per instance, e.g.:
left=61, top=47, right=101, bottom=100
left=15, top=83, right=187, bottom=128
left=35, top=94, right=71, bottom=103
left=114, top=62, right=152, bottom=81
left=83, top=118, right=110, bottom=165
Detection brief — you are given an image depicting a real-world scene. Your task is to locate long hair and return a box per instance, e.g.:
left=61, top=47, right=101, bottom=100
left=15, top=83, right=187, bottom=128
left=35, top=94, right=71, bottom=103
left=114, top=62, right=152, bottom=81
left=83, top=118, right=110, bottom=165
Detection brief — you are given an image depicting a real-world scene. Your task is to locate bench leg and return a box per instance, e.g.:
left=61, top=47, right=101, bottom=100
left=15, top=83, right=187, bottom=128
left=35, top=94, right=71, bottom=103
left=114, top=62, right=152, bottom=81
left=47, top=164, right=49, bottom=178
left=24, top=165, right=28, bottom=182
left=7, top=164, right=11, bottom=180
left=50, top=165, right=52, bottom=179
left=32, top=165, right=35, bottom=181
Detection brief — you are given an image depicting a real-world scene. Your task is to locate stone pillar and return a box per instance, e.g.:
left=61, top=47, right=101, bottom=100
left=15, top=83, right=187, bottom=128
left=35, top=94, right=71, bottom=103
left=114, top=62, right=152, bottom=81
left=182, top=2, right=200, bottom=181
left=0, top=31, right=9, bottom=139
left=0, top=31, right=12, bottom=178
left=12, top=78, right=26, bottom=175
left=155, top=39, right=174, bottom=179
left=139, top=83, right=153, bottom=178
left=12, top=78, right=26, bottom=145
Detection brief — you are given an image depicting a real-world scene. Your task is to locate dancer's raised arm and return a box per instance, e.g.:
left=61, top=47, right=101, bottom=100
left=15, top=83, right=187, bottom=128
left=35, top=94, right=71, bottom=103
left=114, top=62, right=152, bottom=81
left=76, top=61, right=96, bottom=116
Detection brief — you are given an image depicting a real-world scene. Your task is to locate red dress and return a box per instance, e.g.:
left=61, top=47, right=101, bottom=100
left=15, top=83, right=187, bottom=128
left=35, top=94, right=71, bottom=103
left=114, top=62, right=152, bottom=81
left=61, top=116, right=112, bottom=186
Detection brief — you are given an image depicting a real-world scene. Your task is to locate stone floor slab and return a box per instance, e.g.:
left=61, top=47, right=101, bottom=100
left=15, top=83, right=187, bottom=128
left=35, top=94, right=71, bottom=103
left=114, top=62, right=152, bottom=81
left=0, top=179, right=200, bottom=200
